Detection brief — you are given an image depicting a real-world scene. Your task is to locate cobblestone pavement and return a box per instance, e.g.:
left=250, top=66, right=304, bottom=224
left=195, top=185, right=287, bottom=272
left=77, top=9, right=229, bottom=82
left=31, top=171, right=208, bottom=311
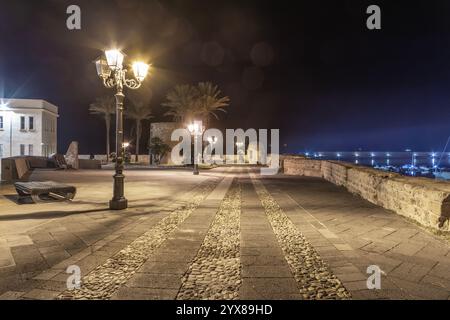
left=1, top=167, right=450, bottom=300
left=177, top=181, right=241, bottom=300
left=59, top=179, right=219, bottom=300
left=252, top=176, right=350, bottom=299
left=261, top=173, right=450, bottom=299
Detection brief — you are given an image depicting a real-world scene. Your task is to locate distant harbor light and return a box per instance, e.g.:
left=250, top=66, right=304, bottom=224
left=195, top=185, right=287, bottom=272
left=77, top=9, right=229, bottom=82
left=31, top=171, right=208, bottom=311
left=302, top=151, right=450, bottom=180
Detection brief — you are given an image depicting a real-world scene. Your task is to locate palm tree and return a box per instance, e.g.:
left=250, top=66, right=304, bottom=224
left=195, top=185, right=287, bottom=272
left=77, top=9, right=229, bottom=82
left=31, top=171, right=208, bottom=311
left=126, top=101, right=153, bottom=162
left=195, top=82, right=230, bottom=128
left=89, top=96, right=116, bottom=162
left=162, top=84, right=199, bottom=123
left=163, top=83, right=230, bottom=128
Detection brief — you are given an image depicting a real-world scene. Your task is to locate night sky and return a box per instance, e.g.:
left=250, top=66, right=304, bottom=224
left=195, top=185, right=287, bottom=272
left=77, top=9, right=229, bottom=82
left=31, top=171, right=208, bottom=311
left=1, top=0, right=450, bottom=154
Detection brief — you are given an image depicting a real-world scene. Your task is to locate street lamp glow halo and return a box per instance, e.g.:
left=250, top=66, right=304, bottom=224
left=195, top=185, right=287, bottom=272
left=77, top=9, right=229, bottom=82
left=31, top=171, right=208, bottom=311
left=132, top=62, right=150, bottom=81
left=105, top=49, right=125, bottom=70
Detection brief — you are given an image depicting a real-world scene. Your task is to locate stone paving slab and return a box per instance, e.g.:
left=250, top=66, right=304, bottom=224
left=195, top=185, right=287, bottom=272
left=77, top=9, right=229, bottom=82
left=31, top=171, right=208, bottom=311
left=2, top=167, right=450, bottom=300
left=240, top=178, right=301, bottom=300
left=0, top=174, right=222, bottom=299
left=113, top=175, right=235, bottom=300
left=262, top=174, right=450, bottom=299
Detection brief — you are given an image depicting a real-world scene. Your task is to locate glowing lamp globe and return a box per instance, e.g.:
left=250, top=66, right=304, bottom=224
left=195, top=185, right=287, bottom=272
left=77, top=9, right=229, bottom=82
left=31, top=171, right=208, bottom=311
left=95, top=56, right=111, bottom=79
left=105, top=49, right=124, bottom=70
left=132, top=62, right=149, bottom=81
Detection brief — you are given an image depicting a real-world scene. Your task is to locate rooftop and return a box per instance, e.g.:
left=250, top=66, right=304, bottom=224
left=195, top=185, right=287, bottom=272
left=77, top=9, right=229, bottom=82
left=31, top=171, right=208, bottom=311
left=0, top=98, right=58, bottom=115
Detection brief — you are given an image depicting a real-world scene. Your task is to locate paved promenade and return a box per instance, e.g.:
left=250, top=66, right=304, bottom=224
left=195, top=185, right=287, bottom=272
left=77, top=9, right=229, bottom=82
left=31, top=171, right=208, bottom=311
left=0, top=167, right=449, bottom=299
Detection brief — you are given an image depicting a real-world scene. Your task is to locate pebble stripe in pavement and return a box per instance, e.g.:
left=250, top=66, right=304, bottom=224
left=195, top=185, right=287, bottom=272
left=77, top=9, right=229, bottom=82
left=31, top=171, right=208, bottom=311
left=177, top=181, right=242, bottom=300
left=251, top=176, right=351, bottom=300
left=58, top=179, right=219, bottom=300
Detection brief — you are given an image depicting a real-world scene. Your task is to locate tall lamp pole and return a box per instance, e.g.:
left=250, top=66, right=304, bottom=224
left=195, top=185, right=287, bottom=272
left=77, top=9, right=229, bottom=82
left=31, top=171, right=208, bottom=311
left=188, top=120, right=205, bottom=175
left=94, top=49, right=150, bottom=210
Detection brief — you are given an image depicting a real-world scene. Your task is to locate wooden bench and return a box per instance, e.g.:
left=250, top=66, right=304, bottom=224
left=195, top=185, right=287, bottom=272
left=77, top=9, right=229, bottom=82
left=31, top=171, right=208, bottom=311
left=14, top=181, right=76, bottom=203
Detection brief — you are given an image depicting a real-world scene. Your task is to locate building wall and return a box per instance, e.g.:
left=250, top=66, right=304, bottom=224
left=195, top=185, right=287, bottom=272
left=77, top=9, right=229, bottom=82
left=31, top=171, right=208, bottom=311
left=150, top=122, right=181, bottom=164
left=41, top=111, right=58, bottom=156
left=0, top=99, right=58, bottom=159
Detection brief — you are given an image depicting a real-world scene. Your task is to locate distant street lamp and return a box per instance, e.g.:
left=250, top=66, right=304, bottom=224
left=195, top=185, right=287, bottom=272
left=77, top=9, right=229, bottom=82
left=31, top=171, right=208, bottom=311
left=188, top=120, right=205, bottom=175
left=236, top=141, right=245, bottom=163
left=207, top=136, right=218, bottom=164
left=208, top=136, right=218, bottom=144
left=94, top=49, right=150, bottom=210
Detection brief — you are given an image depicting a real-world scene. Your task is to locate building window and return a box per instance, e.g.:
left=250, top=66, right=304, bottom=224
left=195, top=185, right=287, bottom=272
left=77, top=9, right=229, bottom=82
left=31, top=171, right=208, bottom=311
left=29, top=116, right=34, bottom=130
left=0, top=144, right=3, bottom=158
left=29, top=144, right=33, bottom=156
left=0, top=116, right=3, bottom=129
left=20, top=116, right=25, bottom=130
left=20, top=144, right=25, bottom=156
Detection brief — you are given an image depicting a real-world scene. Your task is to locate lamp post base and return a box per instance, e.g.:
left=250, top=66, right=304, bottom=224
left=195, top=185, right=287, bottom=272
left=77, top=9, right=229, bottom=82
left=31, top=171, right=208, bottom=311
left=193, top=164, right=199, bottom=175
left=109, top=198, right=128, bottom=210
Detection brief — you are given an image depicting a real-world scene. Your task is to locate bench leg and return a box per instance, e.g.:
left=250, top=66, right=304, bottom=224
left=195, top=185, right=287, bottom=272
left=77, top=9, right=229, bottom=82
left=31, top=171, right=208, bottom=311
left=66, top=191, right=76, bottom=201
left=31, top=193, right=43, bottom=203
left=15, top=188, right=29, bottom=197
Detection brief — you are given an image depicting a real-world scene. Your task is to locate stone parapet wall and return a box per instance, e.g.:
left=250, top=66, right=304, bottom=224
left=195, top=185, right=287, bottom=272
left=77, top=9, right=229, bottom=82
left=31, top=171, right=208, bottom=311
left=283, top=156, right=322, bottom=177
left=282, top=156, right=450, bottom=232
left=345, top=167, right=397, bottom=205
left=328, top=161, right=352, bottom=186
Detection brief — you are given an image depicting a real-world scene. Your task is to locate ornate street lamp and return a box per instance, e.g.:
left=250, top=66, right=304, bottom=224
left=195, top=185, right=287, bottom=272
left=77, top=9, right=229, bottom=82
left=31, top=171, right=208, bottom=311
left=236, top=141, right=245, bottom=164
left=208, top=136, right=218, bottom=144
left=187, top=120, right=205, bottom=175
left=207, top=136, right=218, bottom=164
left=94, top=49, right=150, bottom=210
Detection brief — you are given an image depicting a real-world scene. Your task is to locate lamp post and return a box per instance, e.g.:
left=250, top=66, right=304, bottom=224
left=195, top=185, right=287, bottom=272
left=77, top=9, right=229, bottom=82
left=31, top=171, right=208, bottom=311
left=94, top=49, right=150, bottom=210
left=207, top=136, right=218, bottom=164
left=236, top=141, right=244, bottom=163
left=188, top=120, right=205, bottom=175
left=208, top=136, right=218, bottom=144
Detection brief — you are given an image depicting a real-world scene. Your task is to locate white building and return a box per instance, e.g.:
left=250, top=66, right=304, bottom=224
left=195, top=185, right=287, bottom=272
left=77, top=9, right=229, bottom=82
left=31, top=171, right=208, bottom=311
left=0, top=99, right=58, bottom=159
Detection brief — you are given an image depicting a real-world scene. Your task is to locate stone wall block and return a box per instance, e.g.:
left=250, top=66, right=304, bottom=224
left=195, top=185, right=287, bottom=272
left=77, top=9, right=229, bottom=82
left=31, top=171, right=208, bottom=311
left=282, top=156, right=450, bottom=232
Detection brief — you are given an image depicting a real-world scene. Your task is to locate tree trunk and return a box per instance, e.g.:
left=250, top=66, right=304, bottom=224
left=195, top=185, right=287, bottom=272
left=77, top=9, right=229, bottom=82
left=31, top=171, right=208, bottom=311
left=105, top=115, right=111, bottom=162
left=135, top=119, right=141, bottom=163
